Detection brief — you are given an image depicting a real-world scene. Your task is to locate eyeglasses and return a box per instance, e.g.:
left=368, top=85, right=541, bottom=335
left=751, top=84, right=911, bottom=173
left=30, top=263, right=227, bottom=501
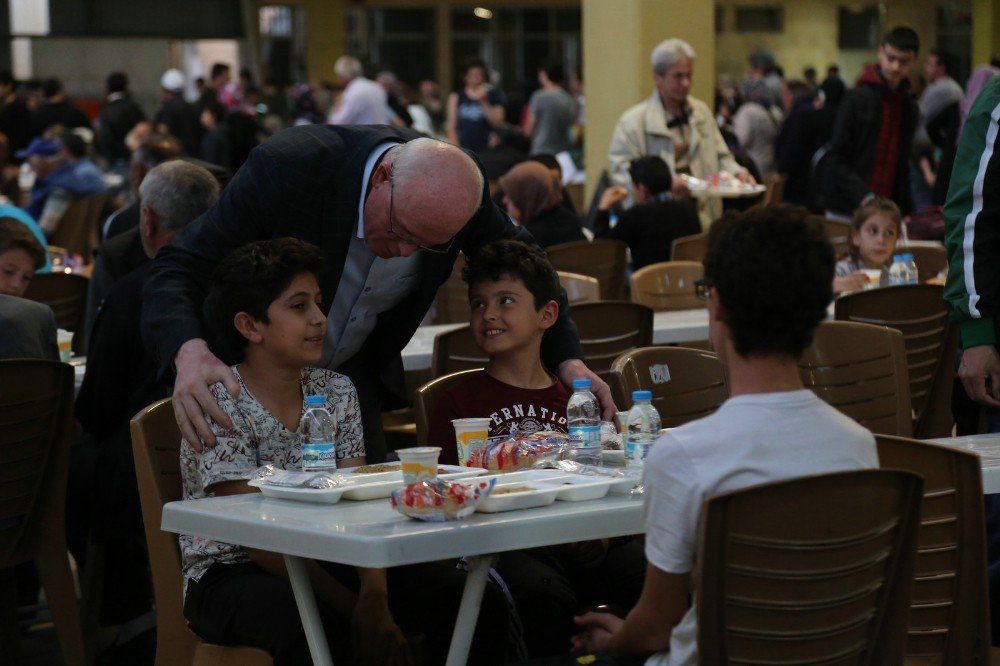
left=694, top=278, right=712, bottom=300
left=387, top=175, right=454, bottom=254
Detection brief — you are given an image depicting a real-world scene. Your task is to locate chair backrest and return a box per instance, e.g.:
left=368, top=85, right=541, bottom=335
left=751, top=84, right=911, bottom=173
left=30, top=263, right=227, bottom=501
left=670, top=231, right=710, bottom=262
left=697, top=469, right=923, bottom=665
left=431, top=325, right=488, bottom=377
left=432, top=254, right=469, bottom=325
left=414, top=369, right=485, bottom=446
left=130, top=398, right=200, bottom=666
left=629, top=261, right=704, bottom=311
left=49, top=191, right=108, bottom=261
left=571, top=301, right=654, bottom=373
left=556, top=271, right=601, bottom=306
left=815, top=215, right=852, bottom=259
left=0, top=360, right=73, bottom=566
left=21, top=272, right=90, bottom=355
left=798, top=321, right=913, bottom=436
left=546, top=239, right=628, bottom=300
left=834, top=284, right=953, bottom=433
left=761, top=172, right=787, bottom=206
left=610, top=346, right=728, bottom=428
left=875, top=435, right=991, bottom=664
left=902, top=244, right=948, bottom=283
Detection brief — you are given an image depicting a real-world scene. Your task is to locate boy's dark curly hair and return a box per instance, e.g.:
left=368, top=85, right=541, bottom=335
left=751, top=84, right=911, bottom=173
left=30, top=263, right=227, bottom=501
left=462, top=239, right=561, bottom=309
left=204, top=237, right=325, bottom=362
left=704, top=205, right=834, bottom=358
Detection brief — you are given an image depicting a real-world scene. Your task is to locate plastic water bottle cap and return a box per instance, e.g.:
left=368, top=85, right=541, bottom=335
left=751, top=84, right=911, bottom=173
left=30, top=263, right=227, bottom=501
left=305, top=395, right=325, bottom=406
left=893, top=255, right=904, bottom=262
left=903, top=253, right=914, bottom=261
left=632, top=390, right=652, bottom=401
left=572, top=378, right=592, bottom=390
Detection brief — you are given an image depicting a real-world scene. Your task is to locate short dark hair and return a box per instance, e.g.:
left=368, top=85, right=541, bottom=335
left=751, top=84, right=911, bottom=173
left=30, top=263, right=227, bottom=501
left=882, top=26, right=920, bottom=54
left=539, top=59, right=564, bottom=84
left=210, top=63, right=230, bottom=80
left=106, top=72, right=127, bottom=93
left=929, top=49, right=954, bottom=74
left=0, top=217, right=46, bottom=269
left=205, top=238, right=325, bottom=360
left=463, top=240, right=561, bottom=310
left=132, top=133, right=183, bottom=168
left=58, top=130, right=86, bottom=158
left=42, top=77, right=63, bottom=98
left=0, top=71, right=14, bottom=87
left=528, top=153, right=561, bottom=175
left=703, top=205, right=834, bottom=359
left=629, top=156, right=672, bottom=195
left=462, top=58, right=488, bottom=77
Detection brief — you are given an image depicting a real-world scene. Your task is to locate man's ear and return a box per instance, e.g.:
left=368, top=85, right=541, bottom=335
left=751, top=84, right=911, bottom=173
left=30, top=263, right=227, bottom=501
left=707, top=289, right=726, bottom=324
left=140, top=203, right=158, bottom=238
left=233, top=312, right=263, bottom=344
left=539, top=300, right=559, bottom=329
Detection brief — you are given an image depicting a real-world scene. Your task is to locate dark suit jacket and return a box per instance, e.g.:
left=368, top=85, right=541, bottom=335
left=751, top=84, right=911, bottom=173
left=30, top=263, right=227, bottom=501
left=523, top=204, right=587, bottom=249
left=142, top=124, right=582, bottom=399
left=0, top=295, right=59, bottom=360
left=594, top=199, right=701, bottom=270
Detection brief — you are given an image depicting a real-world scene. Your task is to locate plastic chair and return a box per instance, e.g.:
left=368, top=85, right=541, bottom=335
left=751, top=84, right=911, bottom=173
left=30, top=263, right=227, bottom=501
left=760, top=172, right=787, bottom=206
left=816, top=215, right=852, bottom=259
left=49, top=191, right=108, bottom=261
left=546, top=239, right=628, bottom=300
left=697, top=469, right=923, bottom=665
left=875, top=435, right=991, bottom=664
left=798, top=321, right=913, bottom=436
left=669, top=231, right=710, bottom=262
left=902, top=244, right=948, bottom=283
left=834, top=284, right=956, bottom=438
left=21, top=272, right=89, bottom=355
left=130, top=399, right=273, bottom=666
left=0, top=361, right=84, bottom=665
left=629, top=261, right=704, bottom=311
left=556, top=271, right=601, bottom=306
left=414, top=369, right=485, bottom=446
left=610, top=346, right=728, bottom=428
left=432, top=254, right=469, bottom=325
left=570, top=301, right=653, bottom=373
left=431, top=325, right=488, bottom=377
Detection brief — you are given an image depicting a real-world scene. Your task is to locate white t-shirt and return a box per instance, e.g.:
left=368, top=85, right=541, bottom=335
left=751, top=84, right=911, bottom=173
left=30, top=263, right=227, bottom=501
left=641, top=390, right=878, bottom=666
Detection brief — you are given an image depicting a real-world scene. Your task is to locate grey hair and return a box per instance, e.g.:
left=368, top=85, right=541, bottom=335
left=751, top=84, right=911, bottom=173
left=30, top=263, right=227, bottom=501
left=651, top=39, right=696, bottom=75
left=388, top=139, right=485, bottom=205
left=335, top=56, right=363, bottom=80
left=138, top=160, right=220, bottom=233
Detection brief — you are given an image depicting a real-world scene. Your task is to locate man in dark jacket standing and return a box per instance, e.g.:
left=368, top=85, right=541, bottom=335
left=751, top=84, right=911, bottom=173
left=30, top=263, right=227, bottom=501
left=96, top=72, right=146, bottom=166
left=823, top=26, right=919, bottom=217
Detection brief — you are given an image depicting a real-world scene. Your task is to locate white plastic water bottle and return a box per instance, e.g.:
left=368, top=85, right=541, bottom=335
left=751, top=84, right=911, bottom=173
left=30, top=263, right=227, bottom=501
left=625, top=390, right=661, bottom=469
left=888, top=255, right=906, bottom=287
left=300, top=395, right=338, bottom=472
left=902, top=253, right=919, bottom=285
left=567, top=378, right=601, bottom=455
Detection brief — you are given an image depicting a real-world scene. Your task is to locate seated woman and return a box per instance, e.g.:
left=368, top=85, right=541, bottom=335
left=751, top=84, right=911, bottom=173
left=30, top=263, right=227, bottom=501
left=499, top=161, right=586, bottom=248
left=0, top=216, right=57, bottom=359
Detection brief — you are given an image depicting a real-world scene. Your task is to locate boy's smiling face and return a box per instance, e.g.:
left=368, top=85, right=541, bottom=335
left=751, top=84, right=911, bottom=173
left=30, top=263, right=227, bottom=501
left=469, top=275, right=557, bottom=358
left=248, top=272, right=326, bottom=368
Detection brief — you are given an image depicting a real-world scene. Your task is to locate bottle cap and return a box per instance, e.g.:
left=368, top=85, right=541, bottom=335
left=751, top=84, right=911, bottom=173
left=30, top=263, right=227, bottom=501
left=572, top=378, right=592, bottom=390
left=632, top=390, right=653, bottom=401
left=305, top=394, right=325, bottom=406
left=893, top=254, right=904, bottom=262
left=903, top=253, right=914, bottom=261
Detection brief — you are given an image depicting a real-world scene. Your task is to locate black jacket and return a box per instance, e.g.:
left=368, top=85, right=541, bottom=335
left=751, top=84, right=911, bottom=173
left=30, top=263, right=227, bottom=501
left=524, top=204, right=587, bottom=249
left=594, top=199, right=701, bottom=270
left=97, top=95, right=146, bottom=162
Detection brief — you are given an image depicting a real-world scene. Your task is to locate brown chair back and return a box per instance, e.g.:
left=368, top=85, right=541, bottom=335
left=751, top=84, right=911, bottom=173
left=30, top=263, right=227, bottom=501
left=815, top=215, right=852, bottom=259
left=556, top=271, right=601, bottom=306
left=670, top=231, right=710, bottom=262
left=21, top=272, right=89, bottom=355
left=432, top=254, right=469, bottom=324
left=414, top=369, right=485, bottom=446
left=761, top=172, right=787, bottom=205
left=546, top=239, right=628, bottom=300
left=431, top=325, right=488, bottom=377
left=49, top=191, right=108, bottom=261
left=798, top=321, right=913, bottom=436
left=629, top=261, right=704, bottom=311
left=0, top=360, right=84, bottom=665
left=834, top=284, right=955, bottom=437
left=903, top=244, right=948, bottom=283
left=610, top=346, right=728, bottom=428
left=875, top=435, right=991, bottom=664
left=571, top=301, right=653, bottom=373
left=697, top=469, right=922, bottom=665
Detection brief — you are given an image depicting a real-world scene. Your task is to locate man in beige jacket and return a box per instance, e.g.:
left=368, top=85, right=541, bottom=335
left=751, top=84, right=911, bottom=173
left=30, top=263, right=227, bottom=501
left=607, top=38, right=754, bottom=227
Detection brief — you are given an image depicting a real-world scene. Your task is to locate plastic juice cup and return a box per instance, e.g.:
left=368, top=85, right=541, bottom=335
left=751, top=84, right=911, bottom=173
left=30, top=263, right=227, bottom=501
left=56, top=329, right=73, bottom=363
left=396, top=447, right=441, bottom=484
left=861, top=269, right=882, bottom=289
left=614, top=411, right=630, bottom=434
left=451, top=417, right=491, bottom=466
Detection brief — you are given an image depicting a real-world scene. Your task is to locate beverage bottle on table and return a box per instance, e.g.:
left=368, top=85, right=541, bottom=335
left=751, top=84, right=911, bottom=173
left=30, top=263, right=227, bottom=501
left=888, top=255, right=906, bottom=287
left=300, top=395, right=338, bottom=471
left=567, top=378, right=601, bottom=456
left=902, top=253, right=919, bottom=284
left=625, top=390, right=661, bottom=469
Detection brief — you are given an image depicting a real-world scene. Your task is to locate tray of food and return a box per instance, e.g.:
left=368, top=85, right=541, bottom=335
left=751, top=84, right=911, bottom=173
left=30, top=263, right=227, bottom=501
left=248, top=468, right=350, bottom=504
left=476, top=480, right=563, bottom=513
left=682, top=173, right=766, bottom=198
left=549, top=474, right=616, bottom=501
left=339, top=464, right=487, bottom=501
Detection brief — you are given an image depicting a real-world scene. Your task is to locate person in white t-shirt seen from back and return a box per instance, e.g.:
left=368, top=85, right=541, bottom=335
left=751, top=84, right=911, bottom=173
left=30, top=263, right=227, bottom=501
left=550, top=205, right=879, bottom=666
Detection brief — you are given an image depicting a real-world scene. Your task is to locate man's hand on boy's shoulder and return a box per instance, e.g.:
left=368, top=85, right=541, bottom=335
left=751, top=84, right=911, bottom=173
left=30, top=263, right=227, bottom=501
left=173, top=338, right=241, bottom=452
left=558, top=359, right=618, bottom=420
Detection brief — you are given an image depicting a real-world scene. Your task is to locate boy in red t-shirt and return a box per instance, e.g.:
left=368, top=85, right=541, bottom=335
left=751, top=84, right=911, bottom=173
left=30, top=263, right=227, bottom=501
left=427, top=240, right=645, bottom=657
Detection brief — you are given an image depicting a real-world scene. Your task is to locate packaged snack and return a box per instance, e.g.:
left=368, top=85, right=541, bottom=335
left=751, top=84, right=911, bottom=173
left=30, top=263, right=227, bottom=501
left=250, top=464, right=344, bottom=489
left=467, top=431, right=569, bottom=471
left=390, top=478, right=496, bottom=522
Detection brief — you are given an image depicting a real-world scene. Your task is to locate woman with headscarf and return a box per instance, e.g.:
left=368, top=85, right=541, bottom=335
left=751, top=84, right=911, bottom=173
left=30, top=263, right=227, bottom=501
left=498, top=161, right=586, bottom=249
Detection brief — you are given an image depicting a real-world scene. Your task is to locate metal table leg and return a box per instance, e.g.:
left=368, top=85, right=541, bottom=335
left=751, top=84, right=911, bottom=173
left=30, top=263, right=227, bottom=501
left=445, top=554, right=497, bottom=666
left=284, top=554, right=334, bottom=666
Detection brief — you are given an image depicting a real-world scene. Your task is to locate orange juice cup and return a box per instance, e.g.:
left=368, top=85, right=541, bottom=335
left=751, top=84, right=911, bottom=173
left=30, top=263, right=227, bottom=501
left=451, top=417, right=491, bottom=466
left=396, top=447, right=441, bottom=484
left=861, top=269, right=882, bottom=290
left=57, top=329, right=74, bottom=363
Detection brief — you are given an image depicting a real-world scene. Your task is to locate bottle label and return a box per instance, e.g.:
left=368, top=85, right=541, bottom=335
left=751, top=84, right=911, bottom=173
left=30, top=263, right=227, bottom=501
left=301, top=442, right=338, bottom=469
left=568, top=424, right=601, bottom=448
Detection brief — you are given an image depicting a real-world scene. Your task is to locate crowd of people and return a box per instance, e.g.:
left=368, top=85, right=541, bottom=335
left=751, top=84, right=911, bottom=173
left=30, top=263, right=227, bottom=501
left=3, top=20, right=1000, bottom=666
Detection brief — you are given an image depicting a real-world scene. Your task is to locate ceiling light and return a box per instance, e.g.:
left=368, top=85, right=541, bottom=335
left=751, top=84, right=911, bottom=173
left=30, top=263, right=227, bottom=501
left=473, top=7, right=493, bottom=20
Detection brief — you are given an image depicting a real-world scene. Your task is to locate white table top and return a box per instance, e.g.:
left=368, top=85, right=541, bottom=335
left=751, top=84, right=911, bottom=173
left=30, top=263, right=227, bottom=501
left=926, top=433, right=1000, bottom=495
left=161, top=493, right=645, bottom=568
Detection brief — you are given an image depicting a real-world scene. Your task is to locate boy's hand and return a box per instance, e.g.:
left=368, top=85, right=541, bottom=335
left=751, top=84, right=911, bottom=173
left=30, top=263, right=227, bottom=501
left=352, top=589, right=415, bottom=665
left=598, top=185, right=628, bottom=211
left=571, top=610, right=623, bottom=652
left=558, top=359, right=618, bottom=420
left=173, top=338, right=240, bottom=452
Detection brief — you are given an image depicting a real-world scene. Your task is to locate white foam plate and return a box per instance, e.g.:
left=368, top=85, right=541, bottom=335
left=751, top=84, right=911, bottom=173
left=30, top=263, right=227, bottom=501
left=476, top=481, right=562, bottom=513
left=338, top=464, right=486, bottom=501
left=248, top=478, right=348, bottom=504
left=547, top=474, right=615, bottom=501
